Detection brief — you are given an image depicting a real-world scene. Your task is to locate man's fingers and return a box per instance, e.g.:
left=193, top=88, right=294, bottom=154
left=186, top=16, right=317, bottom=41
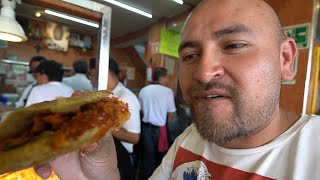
left=80, top=132, right=120, bottom=180
left=34, top=163, right=52, bottom=179
left=81, top=132, right=115, bottom=161
left=81, top=142, right=99, bottom=155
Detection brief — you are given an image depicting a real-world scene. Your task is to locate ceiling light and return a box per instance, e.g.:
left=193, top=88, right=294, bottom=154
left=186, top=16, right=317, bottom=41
left=44, top=9, right=99, bottom=28
left=0, top=0, right=27, bottom=42
left=172, top=0, right=183, bottom=5
left=101, top=0, right=152, bottom=18
left=35, top=11, right=41, bottom=17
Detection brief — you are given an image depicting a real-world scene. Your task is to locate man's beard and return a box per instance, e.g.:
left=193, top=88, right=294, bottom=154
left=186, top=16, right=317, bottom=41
left=190, top=81, right=280, bottom=144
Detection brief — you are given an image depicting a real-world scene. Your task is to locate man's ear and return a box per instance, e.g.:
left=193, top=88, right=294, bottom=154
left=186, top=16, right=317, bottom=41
left=280, top=37, right=297, bottom=80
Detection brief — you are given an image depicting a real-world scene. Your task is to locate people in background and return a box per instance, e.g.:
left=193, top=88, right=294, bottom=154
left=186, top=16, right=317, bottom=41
left=138, top=67, right=176, bottom=180
left=15, top=56, right=47, bottom=108
left=63, top=60, right=93, bottom=91
left=107, top=58, right=141, bottom=180
left=25, top=60, right=73, bottom=106
left=34, top=0, right=320, bottom=179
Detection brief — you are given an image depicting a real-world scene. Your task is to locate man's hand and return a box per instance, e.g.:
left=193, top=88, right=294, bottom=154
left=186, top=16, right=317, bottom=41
left=34, top=133, right=120, bottom=180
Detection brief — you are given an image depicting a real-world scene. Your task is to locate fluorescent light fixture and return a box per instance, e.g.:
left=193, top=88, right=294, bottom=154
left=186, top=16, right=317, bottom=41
left=172, top=0, right=183, bottom=4
left=101, top=0, right=152, bottom=18
left=44, top=9, right=99, bottom=28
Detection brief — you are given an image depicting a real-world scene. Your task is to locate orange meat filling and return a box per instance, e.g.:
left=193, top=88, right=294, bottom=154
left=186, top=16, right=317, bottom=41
left=0, top=97, right=129, bottom=151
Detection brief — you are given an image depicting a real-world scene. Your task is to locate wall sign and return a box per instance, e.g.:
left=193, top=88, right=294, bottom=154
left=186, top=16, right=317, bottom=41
left=159, top=29, right=180, bottom=58
left=283, top=23, right=310, bottom=49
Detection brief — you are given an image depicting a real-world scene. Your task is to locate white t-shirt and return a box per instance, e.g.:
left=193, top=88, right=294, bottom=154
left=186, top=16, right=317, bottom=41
left=139, top=84, right=176, bottom=126
left=63, top=73, right=93, bottom=91
left=25, top=81, right=74, bottom=106
left=111, top=82, right=141, bottom=153
left=15, top=82, right=35, bottom=108
left=151, top=115, right=320, bottom=180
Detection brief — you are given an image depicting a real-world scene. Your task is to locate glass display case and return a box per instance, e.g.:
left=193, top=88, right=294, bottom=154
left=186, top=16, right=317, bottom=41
left=0, top=59, right=33, bottom=106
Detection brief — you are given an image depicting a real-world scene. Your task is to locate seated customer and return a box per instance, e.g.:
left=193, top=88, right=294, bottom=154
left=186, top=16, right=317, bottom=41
left=15, top=56, right=47, bottom=108
left=25, top=60, right=74, bottom=106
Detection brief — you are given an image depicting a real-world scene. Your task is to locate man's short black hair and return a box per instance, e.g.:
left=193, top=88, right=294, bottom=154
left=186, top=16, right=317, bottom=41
left=29, top=56, right=47, bottom=66
left=33, top=60, right=63, bottom=82
left=109, top=58, right=120, bottom=76
left=73, top=60, right=88, bottom=74
left=152, top=67, right=168, bottom=82
left=28, top=56, right=47, bottom=73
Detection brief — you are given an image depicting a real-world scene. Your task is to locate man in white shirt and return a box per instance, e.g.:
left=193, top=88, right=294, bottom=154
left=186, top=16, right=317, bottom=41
left=107, top=58, right=141, bottom=180
left=63, top=60, right=93, bottom=91
left=139, top=67, right=176, bottom=179
left=26, top=60, right=73, bottom=106
left=15, top=56, right=47, bottom=108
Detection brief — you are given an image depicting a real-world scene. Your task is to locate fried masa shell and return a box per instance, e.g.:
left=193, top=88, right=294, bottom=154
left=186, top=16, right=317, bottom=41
left=0, top=90, right=130, bottom=174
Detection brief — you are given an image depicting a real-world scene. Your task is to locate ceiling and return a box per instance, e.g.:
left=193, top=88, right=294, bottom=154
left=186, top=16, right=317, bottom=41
left=15, top=0, right=201, bottom=42
left=94, top=0, right=201, bottom=38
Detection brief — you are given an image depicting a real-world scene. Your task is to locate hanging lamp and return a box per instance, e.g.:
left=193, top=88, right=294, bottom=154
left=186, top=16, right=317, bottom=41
left=0, top=0, right=27, bottom=42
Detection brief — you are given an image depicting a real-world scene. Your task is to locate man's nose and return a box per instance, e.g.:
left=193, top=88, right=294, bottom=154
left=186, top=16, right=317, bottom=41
left=194, top=55, right=225, bottom=83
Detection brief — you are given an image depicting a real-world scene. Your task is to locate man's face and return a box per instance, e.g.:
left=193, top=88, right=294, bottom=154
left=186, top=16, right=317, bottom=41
left=178, top=0, right=284, bottom=144
left=34, top=72, right=48, bottom=85
left=30, top=61, right=41, bottom=79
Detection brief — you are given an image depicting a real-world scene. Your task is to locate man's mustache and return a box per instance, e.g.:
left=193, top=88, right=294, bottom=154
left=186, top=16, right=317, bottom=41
left=190, top=81, right=236, bottom=96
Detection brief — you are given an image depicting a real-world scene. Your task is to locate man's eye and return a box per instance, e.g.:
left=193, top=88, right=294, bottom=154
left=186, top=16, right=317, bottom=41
left=182, top=54, right=200, bottom=62
left=225, top=43, right=247, bottom=49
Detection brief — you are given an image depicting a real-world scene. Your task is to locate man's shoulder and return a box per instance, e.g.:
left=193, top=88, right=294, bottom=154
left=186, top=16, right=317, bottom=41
left=308, top=114, right=320, bottom=120
left=302, top=114, right=320, bottom=127
left=139, top=85, right=150, bottom=95
left=37, top=82, right=72, bottom=91
left=140, top=84, right=153, bottom=90
left=116, top=87, right=139, bottom=102
left=300, top=114, right=320, bottom=123
left=75, top=73, right=90, bottom=81
left=32, top=83, right=48, bottom=90
left=61, top=82, right=74, bottom=90
left=21, top=83, right=35, bottom=93
left=143, top=84, right=172, bottom=92
left=62, top=76, right=74, bottom=83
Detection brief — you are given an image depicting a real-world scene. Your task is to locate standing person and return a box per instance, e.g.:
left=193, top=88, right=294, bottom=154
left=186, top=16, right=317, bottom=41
left=107, top=58, right=141, bottom=180
left=15, top=56, right=47, bottom=108
left=34, top=0, right=320, bottom=179
left=26, top=60, right=73, bottom=106
left=63, top=60, right=93, bottom=91
left=139, top=67, right=176, bottom=179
